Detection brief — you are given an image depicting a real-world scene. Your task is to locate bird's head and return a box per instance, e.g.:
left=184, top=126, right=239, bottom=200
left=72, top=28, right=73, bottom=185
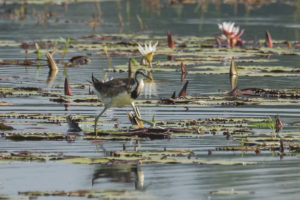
left=135, top=69, right=152, bottom=81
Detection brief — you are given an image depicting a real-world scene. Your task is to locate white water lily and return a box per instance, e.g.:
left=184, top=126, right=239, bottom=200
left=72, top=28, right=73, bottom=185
left=137, top=41, right=158, bottom=67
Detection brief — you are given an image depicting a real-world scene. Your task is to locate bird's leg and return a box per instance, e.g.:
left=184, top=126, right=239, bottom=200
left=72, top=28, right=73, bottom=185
left=131, top=102, right=155, bottom=127
left=94, top=106, right=109, bottom=138
left=132, top=106, right=144, bottom=128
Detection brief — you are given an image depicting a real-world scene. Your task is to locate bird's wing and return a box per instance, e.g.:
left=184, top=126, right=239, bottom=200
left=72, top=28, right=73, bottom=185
left=100, top=78, right=135, bottom=97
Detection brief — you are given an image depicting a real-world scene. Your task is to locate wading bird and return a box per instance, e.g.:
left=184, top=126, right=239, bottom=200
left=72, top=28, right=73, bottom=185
left=92, top=69, right=153, bottom=136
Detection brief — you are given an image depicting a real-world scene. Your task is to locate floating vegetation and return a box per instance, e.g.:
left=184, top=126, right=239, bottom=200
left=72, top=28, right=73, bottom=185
left=2, top=132, right=72, bottom=141
left=63, top=155, right=256, bottom=166
left=216, top=128, right=300, bottom=155
left=0, top=150, right=256, bottom=166
left=0, top=152, right=69, bottom=162
left=159, top=96, right=300, bottom=107
left=3, top=84, right=300, bottom=108
left=66, top=55, right=90, bottom=66
left=0, top=114, right=272, bottom=141
left=18, top=189, right=154, bottom=200
left=0, top=33, right=299, bottom=71
left=0, top=112, right=94, bottom=127
left=158, top=86, right=300, bottom=107
left=0, top=122, right=14, bottom=131
left=0, top=87, right=42, bottom=96
left=1, top=1, right=300, bottom=199
left=210, top=189, right=254, bottom=195
left=2, top=111, right=299, bottom=158
left=85, top=128, right=171, bottom=140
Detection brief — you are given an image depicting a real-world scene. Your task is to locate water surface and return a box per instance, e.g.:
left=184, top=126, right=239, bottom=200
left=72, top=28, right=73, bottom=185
left=1, top=1, right=300, bottom=200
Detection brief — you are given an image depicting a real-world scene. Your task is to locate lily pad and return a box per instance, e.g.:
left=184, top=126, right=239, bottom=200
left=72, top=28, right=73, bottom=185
left=19, top=189, right=154, bottom=200
left=210, top=189, right=254, bottom=195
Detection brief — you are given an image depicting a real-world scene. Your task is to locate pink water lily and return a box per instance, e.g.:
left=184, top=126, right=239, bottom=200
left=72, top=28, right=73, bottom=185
left=218, top=22, right=244, bottom=48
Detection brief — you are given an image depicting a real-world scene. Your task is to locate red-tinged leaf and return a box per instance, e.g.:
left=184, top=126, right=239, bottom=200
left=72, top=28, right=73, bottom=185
left=255, top=148, right=260, bottom=156
left=167, top=55, right=173, bottom=61
left=280, top=139, right=284, bottom=154
left=181, top=73, right=185, bottom=83
left=178, top=81, right=189, bottom=97
left=90, top=140, right=105, bottom=145
left=265, top=31, right=273, bottom=48
left=167, top=30, right=175, bottom=48
left=64, top=77, right=72, bottom=96
left=172, top=149, right=192, bottom=153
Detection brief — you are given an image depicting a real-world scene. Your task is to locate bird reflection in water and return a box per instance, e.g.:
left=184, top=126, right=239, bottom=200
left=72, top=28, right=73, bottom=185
left=128, top=59, right=157, bottom=100
left=91, top=164, right=145, bottom=191
left=143, top=71, right=158, bottom=99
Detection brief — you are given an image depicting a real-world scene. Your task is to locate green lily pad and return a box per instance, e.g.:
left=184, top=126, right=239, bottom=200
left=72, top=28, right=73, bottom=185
left=210, top=189, right=254, bottom=195
left=19, top=189, right=154, bottom=200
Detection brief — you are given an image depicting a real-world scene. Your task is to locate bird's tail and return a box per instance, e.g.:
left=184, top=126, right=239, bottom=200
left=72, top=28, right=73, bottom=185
left=91, top=73, right=100, bottom=84
left=90, top=73, right=104, bottom=90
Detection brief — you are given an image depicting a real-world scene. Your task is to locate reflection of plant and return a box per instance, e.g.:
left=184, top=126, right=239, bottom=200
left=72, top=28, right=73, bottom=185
left=60, top=37, right=72, bottom=62
left=35, top=43, right=43, bottom=77
left=241, top=138, right=245, bottom=157
left=102, top=45, right=111, bottom=67
left=61, top=37, right=70, bottom=54
left=152, top=114, right=156, bottom=124
left=85, top=2, right=102, bottom=33
left=275, top=115, right=283, bottom=133
left=136, top=15, right=144, bottom=31
left=267, top=116, right=276, bottom=138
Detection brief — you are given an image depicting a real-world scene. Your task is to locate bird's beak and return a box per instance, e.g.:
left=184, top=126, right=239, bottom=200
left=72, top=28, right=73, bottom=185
left=145, top=72, right=153, bottom=81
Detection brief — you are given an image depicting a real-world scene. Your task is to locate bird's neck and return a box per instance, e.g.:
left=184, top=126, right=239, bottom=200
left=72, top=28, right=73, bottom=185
left=131, top=77, right=144, bottom=99
left=134, top=76, right=144, bottom=91
left=134, top=75, right=143, bottom=84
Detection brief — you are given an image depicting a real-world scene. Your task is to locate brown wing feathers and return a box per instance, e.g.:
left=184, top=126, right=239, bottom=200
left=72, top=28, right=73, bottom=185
left=92, top=74, right=135, bottom=98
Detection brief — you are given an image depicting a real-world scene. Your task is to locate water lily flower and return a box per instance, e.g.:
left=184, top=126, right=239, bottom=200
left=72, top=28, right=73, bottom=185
left=137, top=41, right=158, bottom=68
left=218, top=22, right=244, bottom=48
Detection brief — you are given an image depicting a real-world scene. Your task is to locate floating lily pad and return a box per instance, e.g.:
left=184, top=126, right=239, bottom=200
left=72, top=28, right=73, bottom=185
left=0, top=152, right=70, bottom=162
left=0, top=151, right=256, bottom=166
left=19, top=189, right=154, bottom=200
left=210, top=189, right=254, bottom=195
left=0, top=123, right=14, bottom=131
left=0, top=87, right=42, bottom=96
left=2, top=132, right=72, bottom=141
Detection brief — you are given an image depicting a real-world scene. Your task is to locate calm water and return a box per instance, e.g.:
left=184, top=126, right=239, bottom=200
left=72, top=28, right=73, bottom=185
left=1, top=1, right=300, bottom=199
